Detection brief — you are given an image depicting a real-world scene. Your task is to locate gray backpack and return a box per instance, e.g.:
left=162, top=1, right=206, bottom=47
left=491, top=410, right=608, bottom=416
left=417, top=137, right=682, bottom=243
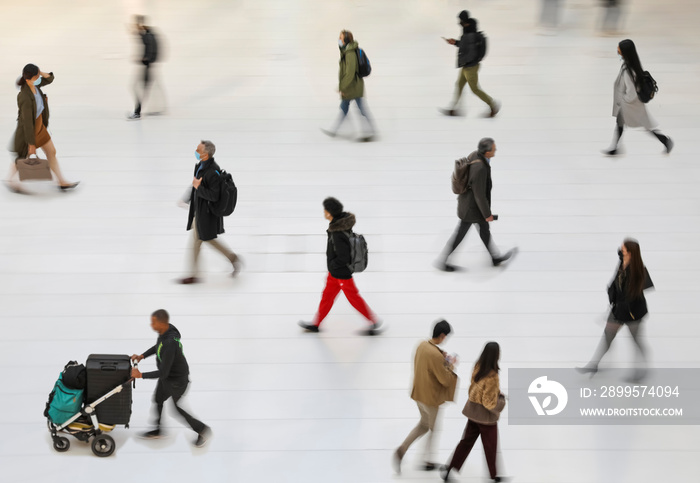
left=333, top=231, right=369, bottom=273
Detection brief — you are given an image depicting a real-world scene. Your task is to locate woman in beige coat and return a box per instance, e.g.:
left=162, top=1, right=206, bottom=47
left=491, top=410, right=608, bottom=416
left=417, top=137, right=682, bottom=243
left=604, top=39, right=673, bottom=156
left=441, top=342, right=507, bottom=482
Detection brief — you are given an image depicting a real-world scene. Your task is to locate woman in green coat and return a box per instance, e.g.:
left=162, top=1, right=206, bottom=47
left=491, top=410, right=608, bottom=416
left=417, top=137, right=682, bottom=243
left=322, top=30, right=376, bottom=142
left=5, top=64, right=78, bottom=193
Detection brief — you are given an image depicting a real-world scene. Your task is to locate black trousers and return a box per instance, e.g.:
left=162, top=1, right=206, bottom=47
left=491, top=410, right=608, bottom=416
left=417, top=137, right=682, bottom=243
left=443, top=219, right=497, bottom=262
left=153, top=378, right=206, bottom=434
left=135, top=62, right=152, bottom=115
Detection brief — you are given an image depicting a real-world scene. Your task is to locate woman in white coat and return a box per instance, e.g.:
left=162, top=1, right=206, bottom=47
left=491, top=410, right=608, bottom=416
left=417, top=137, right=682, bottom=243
left=604, top=39, right=673, bottom=156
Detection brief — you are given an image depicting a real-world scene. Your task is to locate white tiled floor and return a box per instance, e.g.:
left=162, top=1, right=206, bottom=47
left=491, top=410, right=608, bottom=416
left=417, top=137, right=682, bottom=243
left=1, top=0, right=699, bottom=482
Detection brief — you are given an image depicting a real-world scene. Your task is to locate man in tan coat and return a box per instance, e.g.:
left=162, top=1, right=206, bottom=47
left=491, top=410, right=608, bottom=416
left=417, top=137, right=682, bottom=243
left=394, top=320, right=458, bottom=474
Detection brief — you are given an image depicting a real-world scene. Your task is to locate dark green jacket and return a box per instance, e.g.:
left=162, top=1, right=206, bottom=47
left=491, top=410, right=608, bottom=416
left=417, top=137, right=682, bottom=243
left=13, top=73, right=54, bottom=159
left=457, top=150, right=493, bottom=222
left=339, top=41, right=364, bottom=100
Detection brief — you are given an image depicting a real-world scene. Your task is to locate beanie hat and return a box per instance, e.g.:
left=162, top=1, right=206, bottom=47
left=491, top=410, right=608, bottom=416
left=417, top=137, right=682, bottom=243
left=458, top=10, right=470, bottom=23
left=323, top=197, right=344, bottom=217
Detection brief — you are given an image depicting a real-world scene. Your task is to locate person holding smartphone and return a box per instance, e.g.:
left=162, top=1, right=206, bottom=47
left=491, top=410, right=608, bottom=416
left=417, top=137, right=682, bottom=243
left=440, top=11, right=499, bottom=118
left=394, top=320, right=458, bottom=474
left=437, top=137, right=515, bottom=271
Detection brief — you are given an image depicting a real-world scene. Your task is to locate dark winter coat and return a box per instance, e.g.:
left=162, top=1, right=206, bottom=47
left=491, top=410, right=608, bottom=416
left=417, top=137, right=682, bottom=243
left=456, top=150, right=492, bottom=222
left=607, top=264, right=654, bottom=322
left=456, top=29, right=480, bottom=68
left=339, top=41, right=364, bottom=101
left=141, top=324, right=190, bottom=382
left=326, top=212, right=356, bottom=280
left=13, top=73, right=53, bottom=160
left=186, top=157, right=224, bottom=242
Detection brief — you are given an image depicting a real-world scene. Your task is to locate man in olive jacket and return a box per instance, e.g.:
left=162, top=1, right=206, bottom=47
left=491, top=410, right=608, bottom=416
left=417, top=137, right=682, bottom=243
left=179, top=140, right=241, bottom=284
left=394, top=320, right=458, bottom=474
left=438, top=137, right=515, bottom=271
left=322, top=30, right=376, bottom=142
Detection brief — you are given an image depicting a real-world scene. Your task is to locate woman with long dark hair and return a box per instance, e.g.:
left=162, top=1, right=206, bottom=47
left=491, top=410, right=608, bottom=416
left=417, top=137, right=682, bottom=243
left=441, top=342, right=507, bottom=482
left=604, top=39, right=672, bottom=156
left=577, top=239, right=654, bottom=381
left=5, top=64, right=78, bottom=193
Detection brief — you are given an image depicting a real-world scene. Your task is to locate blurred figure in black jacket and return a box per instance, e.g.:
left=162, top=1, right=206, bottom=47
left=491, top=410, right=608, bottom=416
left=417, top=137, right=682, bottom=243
left=128, top=15, right=163, bottom=120
left=600, top=0, right=624, bottom=36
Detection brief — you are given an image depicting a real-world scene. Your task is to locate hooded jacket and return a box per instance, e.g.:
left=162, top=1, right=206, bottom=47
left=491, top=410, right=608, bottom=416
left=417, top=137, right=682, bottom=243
left=13, top=73, right=53, bottom=160
left=326, top=212, right=356, bottom=279
left=456, top=150, right=492, bottom=222
left=186, top=157, right=225, bottom=241
left=141, top=324, right=190, bottom=382
left=339, top=41, right=364, bottom=101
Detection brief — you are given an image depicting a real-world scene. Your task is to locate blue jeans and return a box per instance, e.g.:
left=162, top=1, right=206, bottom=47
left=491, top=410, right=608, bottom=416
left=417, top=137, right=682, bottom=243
left=332, top=97, right=375, bottom=134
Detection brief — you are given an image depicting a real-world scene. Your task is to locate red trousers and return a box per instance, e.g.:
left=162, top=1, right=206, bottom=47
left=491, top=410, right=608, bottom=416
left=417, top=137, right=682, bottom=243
left=448, top=419, right=498, bottom=479
left=313, top=273, right=375, bottom=326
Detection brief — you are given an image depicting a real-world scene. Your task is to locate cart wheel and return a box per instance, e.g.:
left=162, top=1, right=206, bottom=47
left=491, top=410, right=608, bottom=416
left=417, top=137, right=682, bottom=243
left=91, top=434, right=115, bottom=457
left=53, top=436, right=70, bottom=452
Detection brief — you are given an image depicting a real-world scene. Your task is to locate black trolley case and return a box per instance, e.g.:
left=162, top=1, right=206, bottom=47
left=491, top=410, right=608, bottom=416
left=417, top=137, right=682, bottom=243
left=86, top=354, right=132, bottom=425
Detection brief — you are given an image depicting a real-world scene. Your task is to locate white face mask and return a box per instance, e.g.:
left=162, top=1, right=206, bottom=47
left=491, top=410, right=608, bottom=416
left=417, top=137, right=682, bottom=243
left=338, top=39, right=344, bottom=48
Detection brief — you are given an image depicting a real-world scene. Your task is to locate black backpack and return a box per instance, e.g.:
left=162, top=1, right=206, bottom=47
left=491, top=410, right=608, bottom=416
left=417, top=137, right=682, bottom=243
left=331, top=231, right=369, bottom=274
left=636, top=71, right=658, bottom=103
left=62, top=361, right=87, bottom=390
left=356, top=48, right=372, bottom=78
left=474, top=32, right=487, bottom=63
left=209, top=170, right=238, bottom=217
left=143, top=30, right=159, bottom=63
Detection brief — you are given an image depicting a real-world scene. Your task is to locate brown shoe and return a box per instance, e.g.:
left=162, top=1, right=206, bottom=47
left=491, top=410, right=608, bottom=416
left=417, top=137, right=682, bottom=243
left=178, top=277, right=200, bottom=285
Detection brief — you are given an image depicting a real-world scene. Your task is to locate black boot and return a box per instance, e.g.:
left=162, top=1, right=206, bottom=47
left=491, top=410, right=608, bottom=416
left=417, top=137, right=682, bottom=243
left=603, top=124, right=624, bottom=155
left=492, top=248, right=517, bottom=267
left=440, top=465, right=453, bottom=482
left=651, top=130, right=673, bottom=154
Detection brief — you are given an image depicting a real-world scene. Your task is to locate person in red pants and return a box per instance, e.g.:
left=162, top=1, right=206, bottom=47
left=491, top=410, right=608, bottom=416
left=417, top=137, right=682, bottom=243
left=441, top=342, right=509, bottom=482
left=298, top=197, right=381, bottom=335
